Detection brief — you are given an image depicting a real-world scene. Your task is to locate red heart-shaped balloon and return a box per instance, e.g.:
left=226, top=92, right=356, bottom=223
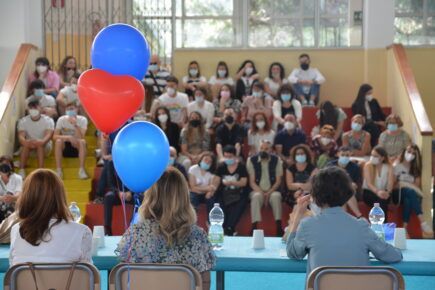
left=77, top=69, right=144, bottom=133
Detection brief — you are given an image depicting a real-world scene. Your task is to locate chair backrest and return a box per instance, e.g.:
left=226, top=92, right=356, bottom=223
left=109, top=263, right=202, bottom=290
left=306, top=266, right=405, bottom=290
left=3, top=262, right=100, bottom=290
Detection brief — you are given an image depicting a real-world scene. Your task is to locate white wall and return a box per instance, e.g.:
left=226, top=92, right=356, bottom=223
left=364, top=0, right=395, bottom=48
left=0, top=0, right=43, bottom=85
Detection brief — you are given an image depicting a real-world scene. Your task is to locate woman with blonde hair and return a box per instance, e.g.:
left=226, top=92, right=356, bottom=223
left=116, top=168, right=216, bottom=290
left=9, top=169, right=92, bottom=265
left=342, top=114, right=371, bottom=157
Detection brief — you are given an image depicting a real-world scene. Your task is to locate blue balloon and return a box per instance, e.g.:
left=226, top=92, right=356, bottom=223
left=91, top=23, right=150, bottom=80
left=112, top=121, right=170, bottom=193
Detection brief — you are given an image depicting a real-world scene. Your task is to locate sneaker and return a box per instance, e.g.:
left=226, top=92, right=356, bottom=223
left=302, top=99, right=308, bottom=106
left=95, top=149, right=102, bottom=158
left=93, top=197, right=104, bottom=204
left=421, top=221, right=434, bottom=238
left=78, top=168, right=89, bottom=179
left=18, top=168, right=26, bottom=179
left=56, top=168, right=63, bottom=179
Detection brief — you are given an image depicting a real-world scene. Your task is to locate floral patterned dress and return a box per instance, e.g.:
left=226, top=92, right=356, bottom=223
left=115, top=219, right=216, bottom=273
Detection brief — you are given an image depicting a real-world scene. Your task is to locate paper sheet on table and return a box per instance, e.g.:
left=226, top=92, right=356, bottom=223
left=279, top=249, right=287, bottom=257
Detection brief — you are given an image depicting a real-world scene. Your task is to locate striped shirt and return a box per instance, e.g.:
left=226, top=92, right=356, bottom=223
left=143, top=69, right=170, bottom=96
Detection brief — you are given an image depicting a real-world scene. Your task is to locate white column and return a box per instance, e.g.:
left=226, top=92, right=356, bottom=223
left=364, top=0, right=395, bottom=48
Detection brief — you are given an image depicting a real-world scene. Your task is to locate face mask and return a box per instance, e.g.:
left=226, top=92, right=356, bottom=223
left=148, top=64, right=158, bottom=71
left=225, top=115, right=234, bottom=124
left=200, top=161, right=210, bottom=171
left=387, top=123, right=398, bottom=132
left=252, top=91, right=263, bottom=98
left=168, top=157, right=175, bottom=166
left=366, top=94, right=373, bottom=102
left=224, top=158, right=235, bottom=166
left=370, top=156, right=380, bottom=165
left=405, top=152, right=415, bottom=162
left=34, top=89, right=44, bottom=97
left=320, top=137, right=332, bottom=146
left=281, top=94, right=291, bottom=102
left=190, top=119, right=201, bottom=127
left=338, top=156, right=350, bottom=166
left=260, top=151, right=269, bottom=159
left=218, top=70, right=226, bottom=78
left=66, top=110, right=77, bottom=117
left=220, top=91, right=231, bottom=100
left=29, top=109, right=40, bottom=118
left=256, top=120, right=265, bottom=129
left=351, top=122, right=362, bottom=132
left=189, top=69, right=198, bottom=77
left=70, top=84, right=77, bottom=92
left=158, top=114, right=168, bottom=123
left=166, top=87, right=176, bottom=96
left=36, top=65, right=48, bottom=73
left=284, top=121, right=295, bottom=131
left=272, top=72, right=280, bottom=78
left=300, top=63, right=309, bottom=71
left=295, top=154, right=306, bottom=164
left=195, top=96, right=204, bottom=103
left=245, top=67, right=253, bottom=76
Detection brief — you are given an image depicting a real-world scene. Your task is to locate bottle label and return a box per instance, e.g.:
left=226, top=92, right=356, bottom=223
left=208, top=232, right=224, bottom=244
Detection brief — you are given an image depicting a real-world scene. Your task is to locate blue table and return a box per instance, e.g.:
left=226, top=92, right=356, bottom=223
left=2, top=237, right=435, bottom=289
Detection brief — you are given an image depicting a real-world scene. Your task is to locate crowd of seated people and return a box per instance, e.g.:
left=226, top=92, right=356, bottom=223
left=9, top=53, right=434, bottom=241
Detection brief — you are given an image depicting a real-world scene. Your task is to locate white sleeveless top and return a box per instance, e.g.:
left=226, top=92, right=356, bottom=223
left=363, top=163, right=389, bottom=191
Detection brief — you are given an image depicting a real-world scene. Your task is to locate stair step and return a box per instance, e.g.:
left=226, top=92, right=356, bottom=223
left=24, top=166, right=96, bottom=179
left=25, top=156, right=96, bottom=168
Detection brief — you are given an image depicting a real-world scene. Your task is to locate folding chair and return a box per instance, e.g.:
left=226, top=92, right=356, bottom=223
left=306, top=266, right=405, bottom=290
left=109, top=263, right=202, bottom=290
left=3, top=262, right=100, bottom=290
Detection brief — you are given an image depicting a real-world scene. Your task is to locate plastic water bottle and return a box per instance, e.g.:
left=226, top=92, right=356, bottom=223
left=69, top=202, right=81, bottom=223
left=208, top=203, right=224, bottom=250
left=369, top=203, right=385, bottom=241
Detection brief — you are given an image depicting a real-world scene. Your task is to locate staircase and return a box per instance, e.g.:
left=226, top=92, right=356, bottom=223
left=22, top=124, right=98, bottom=219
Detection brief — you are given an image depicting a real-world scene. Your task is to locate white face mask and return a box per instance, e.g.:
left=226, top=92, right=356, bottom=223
left=148, top=64, right=158, bottom=72
left=366, top=94, right=373, bottom=102
left=166, top=87, right=176, bottom=96
left=29, top=109, right=40, bottom=118
left=217, top=70, right=226, bottom=78
left=189, top=68, right=198, bottom=77
left=70, top=84, right=77, bottom=92
left=370, top=156, right=380, bottom=165
left=404, top=152, right=415, bottom=162
left=320, top=137, right=332, bottom=146
left=195, top=95, right=204, bottom=103
left=245, top=67, right=253, bottom=76
left=158, top=114, right=168, bottom=123
left=256, top=121, right=265, bottom=129
left=284, top=121, right=295, bottom=131
left=36, top=65, right=48, bottom=74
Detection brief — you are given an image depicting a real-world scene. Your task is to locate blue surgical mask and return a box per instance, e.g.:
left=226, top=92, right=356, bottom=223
left=351, top=122, right=362, bottom=132
left=189, top=69, right=198, bottom=77
left=338, top=156, right=350, bottom=166
left=168, top=157, right=175, bottom=166
left=34, top=89, right=44, bottom=97
left=66, top=110, right=77, bottom=117
left=295, top=154, right=307, bottom=163
left=281, top=94, right=291, bottom=102
left=387, top=123, right=398, bottom=132
left=200, top=161, right=210, bottom=171
left=252, top=91, right=262, bottom=98
left=224, top=158, right=235, bottom=166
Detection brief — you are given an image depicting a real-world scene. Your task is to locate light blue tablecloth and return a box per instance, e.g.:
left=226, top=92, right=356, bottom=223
left=2, top=237, right=435, bottom=275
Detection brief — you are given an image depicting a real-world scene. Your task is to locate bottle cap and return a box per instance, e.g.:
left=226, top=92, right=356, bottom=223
left=374, top=203, right=380, bottom=207
left=214, top=203, right=220, bottom=207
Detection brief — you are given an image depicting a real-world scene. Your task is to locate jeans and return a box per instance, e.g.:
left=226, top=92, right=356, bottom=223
left=103, top=191, right=134, bottom=235
left=292, top=83, right=320, bottom=104
left=363, top=189, right=390, bottom=222
left=190, top=192, right=216, bottom=216
left=96, top=160, right=117, bottom=198
left=393, top=188, right=423, bottom=223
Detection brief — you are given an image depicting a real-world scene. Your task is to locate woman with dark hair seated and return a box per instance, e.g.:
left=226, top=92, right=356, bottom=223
left=286, top=166, right=402, bottom=278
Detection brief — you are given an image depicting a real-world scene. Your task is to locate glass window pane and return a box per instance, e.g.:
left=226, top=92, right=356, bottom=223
left=426, top=17, right=435, bottom=44
left=177, top=19, right=235, bottom=47
left=133, top=0, right=172, bottom=17
left=394, top=17, right=425, bottom=45
left=319, top=18, right=352, bottom=47
left=395, top=0, right=423, bottom=14
left=320, top=0, right=348, bottom=16
left=185, top=0, right=233, bottom=16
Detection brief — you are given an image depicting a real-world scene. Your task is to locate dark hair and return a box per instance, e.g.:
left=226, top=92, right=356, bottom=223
left=319, top=101, right=338, bottom=128
left=223, top=145, right=236, bottom=155
left=0, top=163, right=12, bottom=175
left=188, top=61, right=201, bottom=77
left=352, top=84, right=373, bottom=117
left=58, top=56, right=78, bottom=82
left=199, top=151, right=216, bottom=173
left=28, top=99, right=41, bottom=108
left=0, top=155, right=14, bottom=170
left=166, top=76, right=179, bottom=84
left=276, top=84, right=295, bottom=103
left=33, top=57, right=51, bottom=79
left=373, top=145, right=389, bottom=164
left=290, top=144, right=314, bottom=165
left=237, top=60, right=258, bottom=76
left=268, top=62, right=285, bottom=80
left=29, top=79, right=46, bottom=91
left=252, top=81, right=264, bottom=91
left=299, top=53, right=310, bottom=60
left=399, top=144, right=422, bottom=178
left=251, top=111, right=271, bottom=133
left=216, top=61, right=229, bottom=78
left=338, top=146, right=352, bottom=152
left=311, top=166, right=354, bottom=207
left=193, top=87, right=208, bottom=99
left=153, top=106, right=172, bottom=126
left=218, top=84, right=235, bottom=100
